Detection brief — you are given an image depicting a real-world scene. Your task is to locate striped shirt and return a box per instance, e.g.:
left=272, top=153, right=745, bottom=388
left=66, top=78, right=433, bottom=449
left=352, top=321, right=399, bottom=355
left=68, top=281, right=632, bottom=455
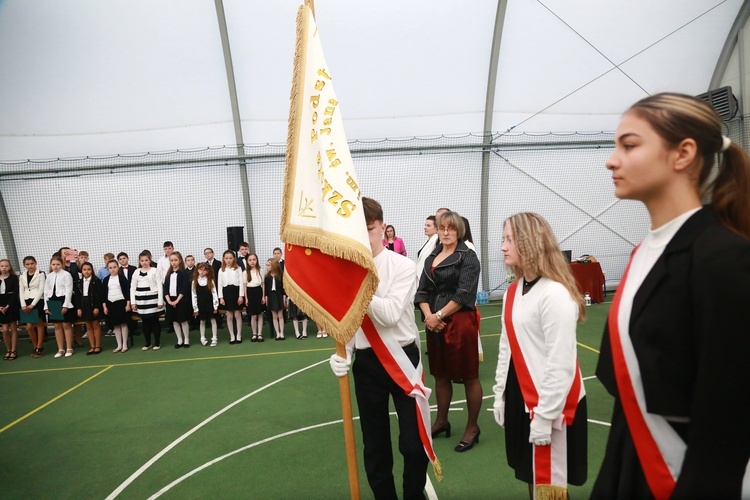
left=132, top=268, right=164, bottom=315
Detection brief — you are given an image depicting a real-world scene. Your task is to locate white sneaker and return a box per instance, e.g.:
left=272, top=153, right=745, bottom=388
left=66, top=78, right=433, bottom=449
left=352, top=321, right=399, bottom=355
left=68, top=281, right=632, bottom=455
left=153, top=345, right=161, bottom=351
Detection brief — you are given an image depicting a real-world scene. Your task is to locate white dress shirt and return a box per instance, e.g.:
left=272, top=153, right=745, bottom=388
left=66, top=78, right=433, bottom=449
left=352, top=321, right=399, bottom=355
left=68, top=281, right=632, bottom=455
left=353, top=248, right=420, bottom=349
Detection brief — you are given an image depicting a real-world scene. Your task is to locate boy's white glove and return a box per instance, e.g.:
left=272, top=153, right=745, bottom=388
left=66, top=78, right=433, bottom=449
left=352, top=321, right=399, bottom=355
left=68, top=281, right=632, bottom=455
left=493, top=402, right=505, bottom=427
left=529, top=416, right=552, bottom=446
left=329, top=353, right=351, bottom=377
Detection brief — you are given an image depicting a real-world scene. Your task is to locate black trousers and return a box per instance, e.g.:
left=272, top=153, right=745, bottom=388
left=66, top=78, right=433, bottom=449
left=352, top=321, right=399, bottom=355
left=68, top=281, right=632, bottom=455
left=141, top=315, right=161, bottom=347
left=353, top=342, right=428, bottom=500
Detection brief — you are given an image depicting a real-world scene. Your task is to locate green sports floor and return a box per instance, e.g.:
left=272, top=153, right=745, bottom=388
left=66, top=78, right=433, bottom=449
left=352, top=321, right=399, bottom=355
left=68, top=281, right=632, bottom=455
left=0, top=300, right=613, bottom=499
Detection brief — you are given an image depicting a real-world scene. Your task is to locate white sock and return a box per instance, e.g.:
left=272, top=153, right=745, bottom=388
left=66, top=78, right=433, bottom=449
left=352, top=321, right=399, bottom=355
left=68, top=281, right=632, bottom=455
left=173, top=322, right=184, bottom=344
left=180, top=322, right=189, bottom=344
left=210, top=318, right=218, bottom=340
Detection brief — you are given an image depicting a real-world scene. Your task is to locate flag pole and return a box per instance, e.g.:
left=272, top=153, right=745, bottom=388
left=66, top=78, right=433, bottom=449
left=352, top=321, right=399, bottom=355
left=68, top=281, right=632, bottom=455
left=302, top=2, right=359, bottom=495
left=336, top=341, right=361, bottom=500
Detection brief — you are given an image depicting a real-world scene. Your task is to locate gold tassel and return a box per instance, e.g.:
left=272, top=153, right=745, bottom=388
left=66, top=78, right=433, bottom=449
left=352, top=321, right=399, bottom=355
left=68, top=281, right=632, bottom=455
left=432, top=457, right=443, bottom=482
left=535, top=484, right=567, bottom=500
left=478, top=352, right=484, bottom=362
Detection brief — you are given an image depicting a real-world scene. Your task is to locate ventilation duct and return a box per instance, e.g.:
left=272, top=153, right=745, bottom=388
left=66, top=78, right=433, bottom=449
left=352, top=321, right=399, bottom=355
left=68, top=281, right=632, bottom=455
left=696, top=86, right=738, bottom=121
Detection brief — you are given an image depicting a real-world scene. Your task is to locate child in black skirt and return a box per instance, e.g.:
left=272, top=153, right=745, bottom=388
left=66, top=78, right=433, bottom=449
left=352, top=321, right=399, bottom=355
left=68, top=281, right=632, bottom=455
left=192, top=263, right=218, bottom=346
left=75, top=262, right=102, bottom=355
left=0, top=259, right=20, bottom=361
left=288, top=300, right=309, bottom=339
left=163, top=251, right=192, bottom=348
left=102, top=260, right=131, bottom=353
left=218, top=250, right=245, bottom=344
left=245, top=253, right=264, bottom=342
left=263, top=258, right=286, bottom=340
left=44, top=256, right=76, bottom=358
left=20, top=256, right=46, bottom=358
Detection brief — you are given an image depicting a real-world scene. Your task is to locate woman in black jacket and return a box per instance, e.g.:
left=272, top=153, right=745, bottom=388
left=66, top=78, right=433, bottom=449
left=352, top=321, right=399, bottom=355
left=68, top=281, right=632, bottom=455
left=415, top=211, right=481, bottom=453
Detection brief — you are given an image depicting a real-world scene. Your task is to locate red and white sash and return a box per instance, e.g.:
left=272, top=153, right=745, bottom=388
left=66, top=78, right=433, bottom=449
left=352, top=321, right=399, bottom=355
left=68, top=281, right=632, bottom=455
left=503, top=281, right=582, bottom=498
left=608, top=245, right=684, bottom=499
left=360, top=315, right=441, bottom=480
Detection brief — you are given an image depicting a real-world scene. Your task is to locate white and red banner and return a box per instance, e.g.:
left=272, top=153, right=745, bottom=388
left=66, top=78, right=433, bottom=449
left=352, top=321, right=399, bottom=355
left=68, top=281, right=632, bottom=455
left=281, top=3, right=378, bottom=344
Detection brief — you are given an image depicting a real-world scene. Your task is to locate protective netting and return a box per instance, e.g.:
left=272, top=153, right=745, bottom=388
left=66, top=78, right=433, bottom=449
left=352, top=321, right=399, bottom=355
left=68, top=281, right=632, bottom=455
left=1, top=121, right=746, bottom=296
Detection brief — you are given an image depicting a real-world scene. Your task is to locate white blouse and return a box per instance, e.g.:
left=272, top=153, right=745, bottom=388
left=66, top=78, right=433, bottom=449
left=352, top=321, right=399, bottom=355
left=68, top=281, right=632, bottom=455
left=247, top=268, right=263, bottom=288
left=218, top=267, right=246, bottom=298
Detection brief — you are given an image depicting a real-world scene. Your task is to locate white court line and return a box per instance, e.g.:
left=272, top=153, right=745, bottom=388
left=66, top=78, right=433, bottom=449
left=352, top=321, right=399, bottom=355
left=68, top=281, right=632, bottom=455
left=582, top=375, right=597, bottom=381
left=106, top=359, right=328, bottom=500
left=148, top=419, right=344, bottom=499
left=147, top=410, right=439, bottom=499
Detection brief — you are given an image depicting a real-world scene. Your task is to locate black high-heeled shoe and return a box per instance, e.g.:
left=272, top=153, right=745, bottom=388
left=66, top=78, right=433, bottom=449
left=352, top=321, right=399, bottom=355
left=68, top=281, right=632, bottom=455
left=431, top=422, right=451, bottom=439
left=454, top=429, right=480, bottom=453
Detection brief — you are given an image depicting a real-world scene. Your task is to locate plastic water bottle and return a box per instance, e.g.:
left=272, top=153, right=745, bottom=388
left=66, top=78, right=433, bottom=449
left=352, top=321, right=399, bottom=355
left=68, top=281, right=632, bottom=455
left=584, top=292, right=591, bottom=307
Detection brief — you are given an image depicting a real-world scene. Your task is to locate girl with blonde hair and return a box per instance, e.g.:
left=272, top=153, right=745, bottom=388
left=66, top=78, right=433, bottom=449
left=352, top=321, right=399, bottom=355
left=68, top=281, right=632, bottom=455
left=493, top=212, right=587, bottom=499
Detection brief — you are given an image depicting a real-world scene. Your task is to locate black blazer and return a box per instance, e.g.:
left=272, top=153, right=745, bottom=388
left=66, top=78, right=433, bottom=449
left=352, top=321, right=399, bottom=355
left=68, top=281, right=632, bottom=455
left=596, top=206, right=750, bottom=498
left=0, top=273, right=19, bottom=305
left=101, top=274, right=130, bottom=306
left=118, top=265, right=137, bottom=284
left=163, top=269, right=191, bottom=299
left=414, top=240, right=480, bottom=314
left=206, top=259, right=222, bottom=280
left=74, top=275, right=102, bottom=310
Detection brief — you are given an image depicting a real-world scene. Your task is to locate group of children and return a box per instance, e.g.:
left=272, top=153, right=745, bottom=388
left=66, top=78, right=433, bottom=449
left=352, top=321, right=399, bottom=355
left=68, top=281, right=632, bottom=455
left=0, top=242, right=327, bottom=361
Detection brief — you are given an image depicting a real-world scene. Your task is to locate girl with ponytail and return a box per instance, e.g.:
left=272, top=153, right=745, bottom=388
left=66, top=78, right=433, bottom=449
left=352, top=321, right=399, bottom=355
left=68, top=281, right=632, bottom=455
left=593, top=93, right=750, bottom=499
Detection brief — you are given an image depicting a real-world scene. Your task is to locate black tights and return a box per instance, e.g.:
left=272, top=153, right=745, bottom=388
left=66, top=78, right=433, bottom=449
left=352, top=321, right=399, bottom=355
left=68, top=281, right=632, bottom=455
left=141, top=316, right=161, bottom=347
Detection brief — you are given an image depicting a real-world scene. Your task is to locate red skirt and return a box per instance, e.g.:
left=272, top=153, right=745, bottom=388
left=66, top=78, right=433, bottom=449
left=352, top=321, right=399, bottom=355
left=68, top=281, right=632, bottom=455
left=426, top=309, right=479, bottom=380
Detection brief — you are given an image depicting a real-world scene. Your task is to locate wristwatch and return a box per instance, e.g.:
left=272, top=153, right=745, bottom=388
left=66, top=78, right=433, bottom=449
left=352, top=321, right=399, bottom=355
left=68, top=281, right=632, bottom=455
left=436, top=310, right=444, bottom=321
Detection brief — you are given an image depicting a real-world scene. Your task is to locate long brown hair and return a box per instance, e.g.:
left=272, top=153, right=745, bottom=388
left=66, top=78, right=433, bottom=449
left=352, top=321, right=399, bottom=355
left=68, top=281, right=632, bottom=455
left=221, top=250, right=238, bottom=271
left=245, top=253, right=262, bottom=282
left=0, top=258, right=15, bottom=276
left=628, top=93, right=750, bottom=239
left=167, top=251, right=185, bottom=276
left=192, top=262, right=215, bottom=292
left=266, top=258, right=281, bottom=278
left=504, top=212, right=586, bottom=321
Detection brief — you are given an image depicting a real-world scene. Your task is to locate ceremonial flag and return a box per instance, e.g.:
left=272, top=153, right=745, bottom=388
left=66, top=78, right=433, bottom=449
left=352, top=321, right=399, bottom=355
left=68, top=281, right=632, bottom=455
left=282, top=2, right=378, bottom=344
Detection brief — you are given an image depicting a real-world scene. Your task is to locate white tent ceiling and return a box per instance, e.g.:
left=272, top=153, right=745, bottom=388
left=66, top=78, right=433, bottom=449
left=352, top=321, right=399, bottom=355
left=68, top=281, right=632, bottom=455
left=0, top=0, right=744, bottom=161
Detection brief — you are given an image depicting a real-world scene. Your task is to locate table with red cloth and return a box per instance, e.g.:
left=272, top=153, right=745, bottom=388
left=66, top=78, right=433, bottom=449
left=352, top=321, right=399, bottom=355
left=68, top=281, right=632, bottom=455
left=569, top=261, right=605, bottom=303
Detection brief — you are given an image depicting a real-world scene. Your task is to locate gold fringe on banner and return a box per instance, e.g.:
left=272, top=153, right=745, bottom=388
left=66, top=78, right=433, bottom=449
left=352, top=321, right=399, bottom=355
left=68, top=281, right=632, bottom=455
left=280, top=3, right=379, bottom=345
left=432, top=457, right=443, bottom=482
left=535, top=484, right=568, bottom=500
left=283, top=265, right=378, bottom=345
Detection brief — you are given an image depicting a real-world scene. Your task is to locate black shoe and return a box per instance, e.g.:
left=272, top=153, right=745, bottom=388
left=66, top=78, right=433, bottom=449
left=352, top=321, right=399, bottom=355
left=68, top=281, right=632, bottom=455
left=454, top=429, right=480, bottom=453
left=236, top=338, right=242, bottom=344
left=229, top=340, right=236, bottom=345
left=432, top=422, right=451, bottom=439
left=183, top=343, right=190, bottom=348
left=175, top=344, right=183, bottom=349
left=258, top=336, right=264, bottom=342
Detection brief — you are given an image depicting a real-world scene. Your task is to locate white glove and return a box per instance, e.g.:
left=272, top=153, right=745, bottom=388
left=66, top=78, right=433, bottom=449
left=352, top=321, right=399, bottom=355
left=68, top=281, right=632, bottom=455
left=493, top=402, right=505, bottom=427
left=329, top=353, right=351, bottom=377
left=529, top=416, right=552, bottom=446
